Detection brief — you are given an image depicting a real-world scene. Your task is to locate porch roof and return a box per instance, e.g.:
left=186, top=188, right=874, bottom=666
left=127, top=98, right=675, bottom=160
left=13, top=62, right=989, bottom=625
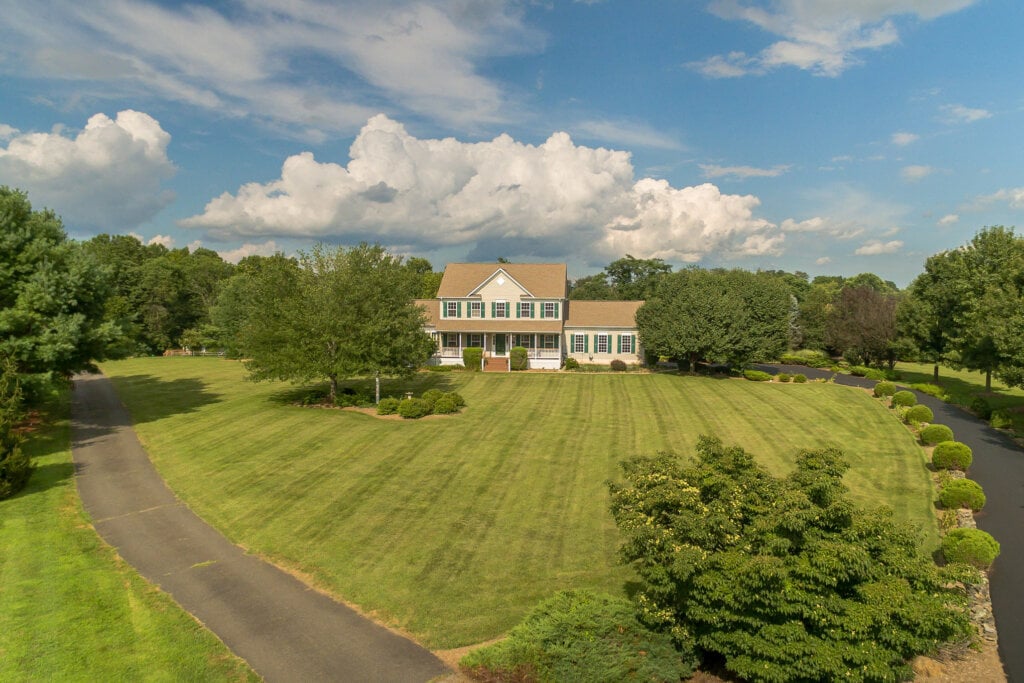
left=435, top=320, right=563, bottom=333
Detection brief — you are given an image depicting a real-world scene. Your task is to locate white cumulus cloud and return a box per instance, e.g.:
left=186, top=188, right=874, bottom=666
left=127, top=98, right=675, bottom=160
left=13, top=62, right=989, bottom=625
left=978, top=187, right=1024, bottom=209
left=855, top=239, right=903, bottom=255
left=0, top=110, right=175, bottom=229
left=218, top=240, right=282, bottom=264
left=901, top=165, right=935, bottom=181
left=691, top=0, right=979, bottom=78
left=937, top=213, right=959, bottom=226
left=182, top=114, right=785, bottom=263
left=891, top=132, right=919, bottom=146
left=941, top=103, right=992, bottom=124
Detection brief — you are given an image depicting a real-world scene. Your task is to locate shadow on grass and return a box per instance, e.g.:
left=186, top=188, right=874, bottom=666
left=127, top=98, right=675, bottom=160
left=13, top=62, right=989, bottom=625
left=102, top=374, right=223, bottom=425
left=267, top=373, right=461, bottom=406
left=4, top=462, right=74, bottom=501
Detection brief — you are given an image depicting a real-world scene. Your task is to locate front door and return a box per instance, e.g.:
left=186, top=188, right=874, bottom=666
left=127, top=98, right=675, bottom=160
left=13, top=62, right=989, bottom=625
left=494, top=333, right=507, bottom=356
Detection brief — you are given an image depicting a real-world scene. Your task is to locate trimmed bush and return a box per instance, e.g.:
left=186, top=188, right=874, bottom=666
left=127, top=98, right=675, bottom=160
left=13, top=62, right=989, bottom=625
left=432, top=396, right=459, bottom=414
left=920, top=424, right=954, bottom=445
left=939, top=479, right=986, bottom=512
left=970, top=396, right=992, bottom=420
left=905, top=404, right=934, bottom=425
left=849, top=365, right=872, bottom=377
left=421, top=388, right=444, bottom=410
left=397, top=398, right=431, bottom=419
left=793, top=373, right=807, bottom=383
left=743, top=369, right=772, bottom=382
left=426, top=364, right=457, bottom=372
left=460, top=590, right=697, bottom=683
left=873, top=381, right=897, bottom=398
left=865, top=369, right=888, bottom=380
left=990, top=408, right=1012, bottom=429
left=610, top=359, right=627, bottom=372
left=462, top=347, right=483, bottom=372
left=779, top=350, right=831, bottom=367
left=376, top=397, right=400, bottom=415
left=890, top=390, right=917, bottom=408
left=563, top=357, right=579, bottom=370
left=942, top=528, right=1001, bottom=570
left=776, top=372, right=791, bottom=382
left=442, top=391, right=466, bottom=408
left=932, top=441, right=973, bottom=471
left=910, top=382, right=947, bottom=400
left=510, top=346, right=529, bottom=371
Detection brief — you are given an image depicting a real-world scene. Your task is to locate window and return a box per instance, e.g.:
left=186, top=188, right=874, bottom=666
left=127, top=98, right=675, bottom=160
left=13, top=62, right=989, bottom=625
left=542, top=334, right=559, bottom=349
left=468, top=333, right=483, bottom=348
left=596, top=334, right=610, bottom=354
left=443, top=333, right=459, bottom=348
left=446, top=301, right=459, bottom=318
left=543, top=302, right=557, bottom=319
left=515, top=335, right=534, bottom=348
left=519, top=302, right=532, bottom=318
left=470, top=301, right=482, bottom=318
left=620, top=334, right=634, bottom=354
left=573, top=334, right=586, bottom=353
left=494, top=301, right=508, bottom=318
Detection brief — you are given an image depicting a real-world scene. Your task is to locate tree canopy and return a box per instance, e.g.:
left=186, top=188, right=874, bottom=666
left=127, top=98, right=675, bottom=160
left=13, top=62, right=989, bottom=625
left=238, top=243, right=435, bottom=401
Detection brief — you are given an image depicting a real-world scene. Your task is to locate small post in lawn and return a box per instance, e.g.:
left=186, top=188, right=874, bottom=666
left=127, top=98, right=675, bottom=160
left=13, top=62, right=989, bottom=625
left=375, top=370, right=380, bottom=404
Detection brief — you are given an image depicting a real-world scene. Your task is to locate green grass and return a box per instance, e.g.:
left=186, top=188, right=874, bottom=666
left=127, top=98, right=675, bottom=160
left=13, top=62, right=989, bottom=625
left=101, top=357, right=937, bottom=649
left=897, top=361, right=1024, bottom=430
left=0, top=393, right=256, bottom=682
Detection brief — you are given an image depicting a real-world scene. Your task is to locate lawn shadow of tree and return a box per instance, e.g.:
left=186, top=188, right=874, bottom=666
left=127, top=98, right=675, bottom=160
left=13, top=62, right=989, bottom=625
left=266, top=372, right=460, bottom=406
left=4, top=462, right=74, bottom=501
left=98, top=374, right=224, bottom=426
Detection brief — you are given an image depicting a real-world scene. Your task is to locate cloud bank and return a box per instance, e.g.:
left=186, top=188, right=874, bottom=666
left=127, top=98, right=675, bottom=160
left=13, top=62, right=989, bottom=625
left=182, top=115, right=785, bottom=263
left=0, top=110, right=175, bottom=229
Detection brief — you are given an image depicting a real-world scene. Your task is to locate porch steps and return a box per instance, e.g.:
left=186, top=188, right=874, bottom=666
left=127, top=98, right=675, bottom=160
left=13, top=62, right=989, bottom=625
left=483, top=356, right=509, bottom=372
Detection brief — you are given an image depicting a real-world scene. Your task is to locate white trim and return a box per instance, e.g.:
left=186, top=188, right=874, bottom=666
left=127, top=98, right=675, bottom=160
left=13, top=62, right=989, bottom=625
left=466, top=268, right=534, bottom=298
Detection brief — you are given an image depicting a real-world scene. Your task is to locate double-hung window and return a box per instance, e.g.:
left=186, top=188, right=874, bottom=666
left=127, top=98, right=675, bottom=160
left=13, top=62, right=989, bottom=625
left=542, top=302, right=557, bottom=319
left=515, top=335, right=533, bottom=348
left=468, top=333, right=483, bottom=347
left=445, top=301, right=459, bottom=318
left=573, top=335, right=586, bottom=353
left=443, top=333, right=459, bottom=348
left=620, top=334, right=634, bottom=354
left=518, top=302, right=532, bottom=319
left=494, top=301, right=508, bottom=318
left=596, top=333, right=610, bottom=354
left=542, top=334, right=559, bottom=349
left=469, top=301, right=482, bottom=318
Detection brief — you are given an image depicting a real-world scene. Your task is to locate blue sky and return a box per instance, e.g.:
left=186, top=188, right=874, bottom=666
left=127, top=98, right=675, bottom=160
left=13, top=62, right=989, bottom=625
left=1, top=0, right=1021, bottom=285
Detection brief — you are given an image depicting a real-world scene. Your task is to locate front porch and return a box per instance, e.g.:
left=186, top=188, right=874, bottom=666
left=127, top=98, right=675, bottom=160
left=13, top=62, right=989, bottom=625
left=432, top=332, right=563, bottom=370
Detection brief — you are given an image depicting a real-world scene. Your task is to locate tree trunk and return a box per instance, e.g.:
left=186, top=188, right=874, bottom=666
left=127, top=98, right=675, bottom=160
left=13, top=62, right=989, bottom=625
left=375, top=372, right=380, bottom=404
left=329, top=375, right=338, bottom=404
left=689, top=352, right=699, bottom=374
left=933, top=364, right=939, bottom=383
left=986, top=369, right=992, bottom=392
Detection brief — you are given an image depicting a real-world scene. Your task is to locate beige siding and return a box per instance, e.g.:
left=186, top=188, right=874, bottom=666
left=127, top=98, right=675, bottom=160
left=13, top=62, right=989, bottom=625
left=564, top=327, right=642, bottom=364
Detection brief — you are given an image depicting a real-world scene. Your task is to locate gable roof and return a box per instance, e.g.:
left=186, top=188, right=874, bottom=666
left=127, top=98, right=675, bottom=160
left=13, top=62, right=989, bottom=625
left=436, top=263, right=568, bottom=299
left=565, top=300, right=643, bottom=328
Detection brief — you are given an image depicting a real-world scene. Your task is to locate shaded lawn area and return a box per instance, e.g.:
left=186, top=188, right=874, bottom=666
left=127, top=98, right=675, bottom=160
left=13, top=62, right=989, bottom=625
left=897, top=361, right=1024, bottom=430
left=0, top=392, right=256, bottom=682
left=103, top=357, right=937, bottom=649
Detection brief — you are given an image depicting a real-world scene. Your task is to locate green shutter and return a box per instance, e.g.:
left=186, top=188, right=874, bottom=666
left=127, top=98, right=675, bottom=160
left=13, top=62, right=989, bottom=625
left=491, top=301, right=496, bottom=318
left=554, top=335, right=560, bottom=349
left=554, top=302, right=560, bottom=319
left=584, top=335, right=589, bottom=353
left=480, top=302, right=484, bottom=319
left=530, top=302, right=535, bottom=318
left=516, top=302, right=520, bottom=319
left=570, top=334, right=575, bottom=351
left=616, top=334, right=621, bottom=353
left=457, top=301, right=462, bottom=318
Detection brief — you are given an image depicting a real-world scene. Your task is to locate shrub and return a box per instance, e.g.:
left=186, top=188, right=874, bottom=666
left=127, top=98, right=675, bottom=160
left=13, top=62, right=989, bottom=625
left=939, top=479, right=986, bottom=512
left=932, top=441, right=973, bottom=471
left=905, top=404, right=934, bottom=425
left=780, top=350, right=831, bottom=367
left=990, top=408, right=1012, bottom=429
left=970, top=396, right=992, bottom=420
left=866, top=369, right=888, bottom=380
left=442, top=391, right=466, bottom=408
left=376, top=397, right=400, bottom=415
left=460, top=590, right=696, bottom=683
left=431, top=396, right=459, bottom=414
left=849, top=365, right=871, bottom=377
left=397, top=398, right=431, bottom=419
left=420, top=388, right=445, bottom=410
left=793, top=373, right=807, bottom=383
left=0, top=360, right=30, bottom=500
left=426, top=364, right=457, bottom=372
left=563, top=357, right=579, bottom=370
left=920, top=424, right=955, bottom=445
left=462, top=347, right=483, bottom=372
left=942, top=528, right=1001, bottom=570
left=610, top=359, right=627, bottom=372
left=910, top=382, right=947, bottom=400
left=776, top=372, right=791, bottom=382
left=873, top=381, right=897, bottom=398
left=743, top=369, right=772, bottom=382
left=890, top=390, right=917, bottom=408
left=510, top=346, right=529, bottom=371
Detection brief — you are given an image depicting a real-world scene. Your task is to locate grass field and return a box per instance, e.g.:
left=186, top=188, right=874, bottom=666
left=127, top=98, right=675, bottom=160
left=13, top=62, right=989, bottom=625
left=0, top=394, right=256, bottom=682
left=102, top=357, right=937, bottom=649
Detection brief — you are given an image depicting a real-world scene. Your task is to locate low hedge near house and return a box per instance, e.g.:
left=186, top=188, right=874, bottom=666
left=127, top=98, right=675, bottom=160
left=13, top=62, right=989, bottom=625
left=920, top=424, right=954, bottom=445
left=932, top=441, right=973, bottom=471
left=462, top=347, right=483, bottom=372
left=939, top=479, right=987, bottom=512
left=941, top=528, right=1001, bottom=570
left=510, top=346, right=529, bottom=371
left=610, top=359, right=627, bottom=372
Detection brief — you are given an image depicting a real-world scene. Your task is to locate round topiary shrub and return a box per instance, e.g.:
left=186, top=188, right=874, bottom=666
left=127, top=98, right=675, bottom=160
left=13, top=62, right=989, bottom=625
left=890, top=390, right=917, bottom=408
left=941, top=528, right=1000, bottom=570
left=431, top=396, right=459, bottom=414
left=610, top=359, right=627, bottom=372
left=510, top=346, right=529, bottom=371
left=442, top=391, right=466, bottom=408
left=793, top=374, right=807, bottom=383
left=970, top=396, right=992, bottom=420
left=743, top=369, right=772, bottom=382
left=873, top=381, right=897, bottom=398
left=776, top=372, right=791, bottom=382
left=939, top=479, right=986, bottom=512
left=397, top=397, right=431, bottom=419
left=990, top=408, right=1012, bottom=429
left=905, top=404, right=934, bottom=425
left=421, top=388, right=444, bottom=410
left=376, top=397, right=400, bottom=415
left=932, top=441, right=973, bottom=471
left=920, top=424, right=954, bottom=445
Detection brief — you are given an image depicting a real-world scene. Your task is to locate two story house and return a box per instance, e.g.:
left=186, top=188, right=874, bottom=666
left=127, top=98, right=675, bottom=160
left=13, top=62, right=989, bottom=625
left=416, top=263, right=643, bottom=370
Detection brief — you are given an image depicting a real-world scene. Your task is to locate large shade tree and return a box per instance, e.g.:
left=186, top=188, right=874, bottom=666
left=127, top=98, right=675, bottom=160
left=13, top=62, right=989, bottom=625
left=239, top=243, right=435, bottom=402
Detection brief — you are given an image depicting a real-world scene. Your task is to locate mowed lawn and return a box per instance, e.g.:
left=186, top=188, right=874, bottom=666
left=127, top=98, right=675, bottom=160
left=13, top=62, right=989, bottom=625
left=0, top=394, right=256, bottom=681
left=103, top=357, right=936, bottom=649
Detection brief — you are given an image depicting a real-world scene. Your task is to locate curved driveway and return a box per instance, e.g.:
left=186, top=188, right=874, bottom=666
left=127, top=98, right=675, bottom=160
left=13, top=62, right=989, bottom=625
left=71, top=373, right=450, bottom=683
left=764, top=365, right=1023, bottom=682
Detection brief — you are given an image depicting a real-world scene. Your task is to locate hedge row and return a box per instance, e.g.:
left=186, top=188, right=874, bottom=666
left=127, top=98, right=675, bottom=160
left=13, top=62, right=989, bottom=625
left=377, top=390, right=466, bottom=419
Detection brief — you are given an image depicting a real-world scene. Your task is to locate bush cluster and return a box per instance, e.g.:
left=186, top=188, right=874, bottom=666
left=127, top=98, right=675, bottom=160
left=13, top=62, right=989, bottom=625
left=920, top=424, right=954, bottom=445
left=334, top=387, right=374, bottom=408
left=778, top=350, right=831, bottom=367
left=610, top=359, right=627, bottom=372
left=510, top=346, right=529, bottom=371
left=397, top=397, right=431, bottom=419
left=793, top=373, right=808, bottom=383
left=942, top=528, right=1001, bottom=570
left=390, top=390, right=466, bottom=419
left=743, top=369, right=772, bottom=382
left=939, top=479, right=986, bottom=512
left=990, top=408, right=1013, bottom=429
left=890, top=390, right=917, bottom=408
left=460, top=590, right=696, bottom=683
left=462, top=346, right=483, bottom=372
left=932, top=441, right=973, bottom=471
left=873, top=381, right=897, bottom=398
left=905, top=404, right=934, bottom=425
